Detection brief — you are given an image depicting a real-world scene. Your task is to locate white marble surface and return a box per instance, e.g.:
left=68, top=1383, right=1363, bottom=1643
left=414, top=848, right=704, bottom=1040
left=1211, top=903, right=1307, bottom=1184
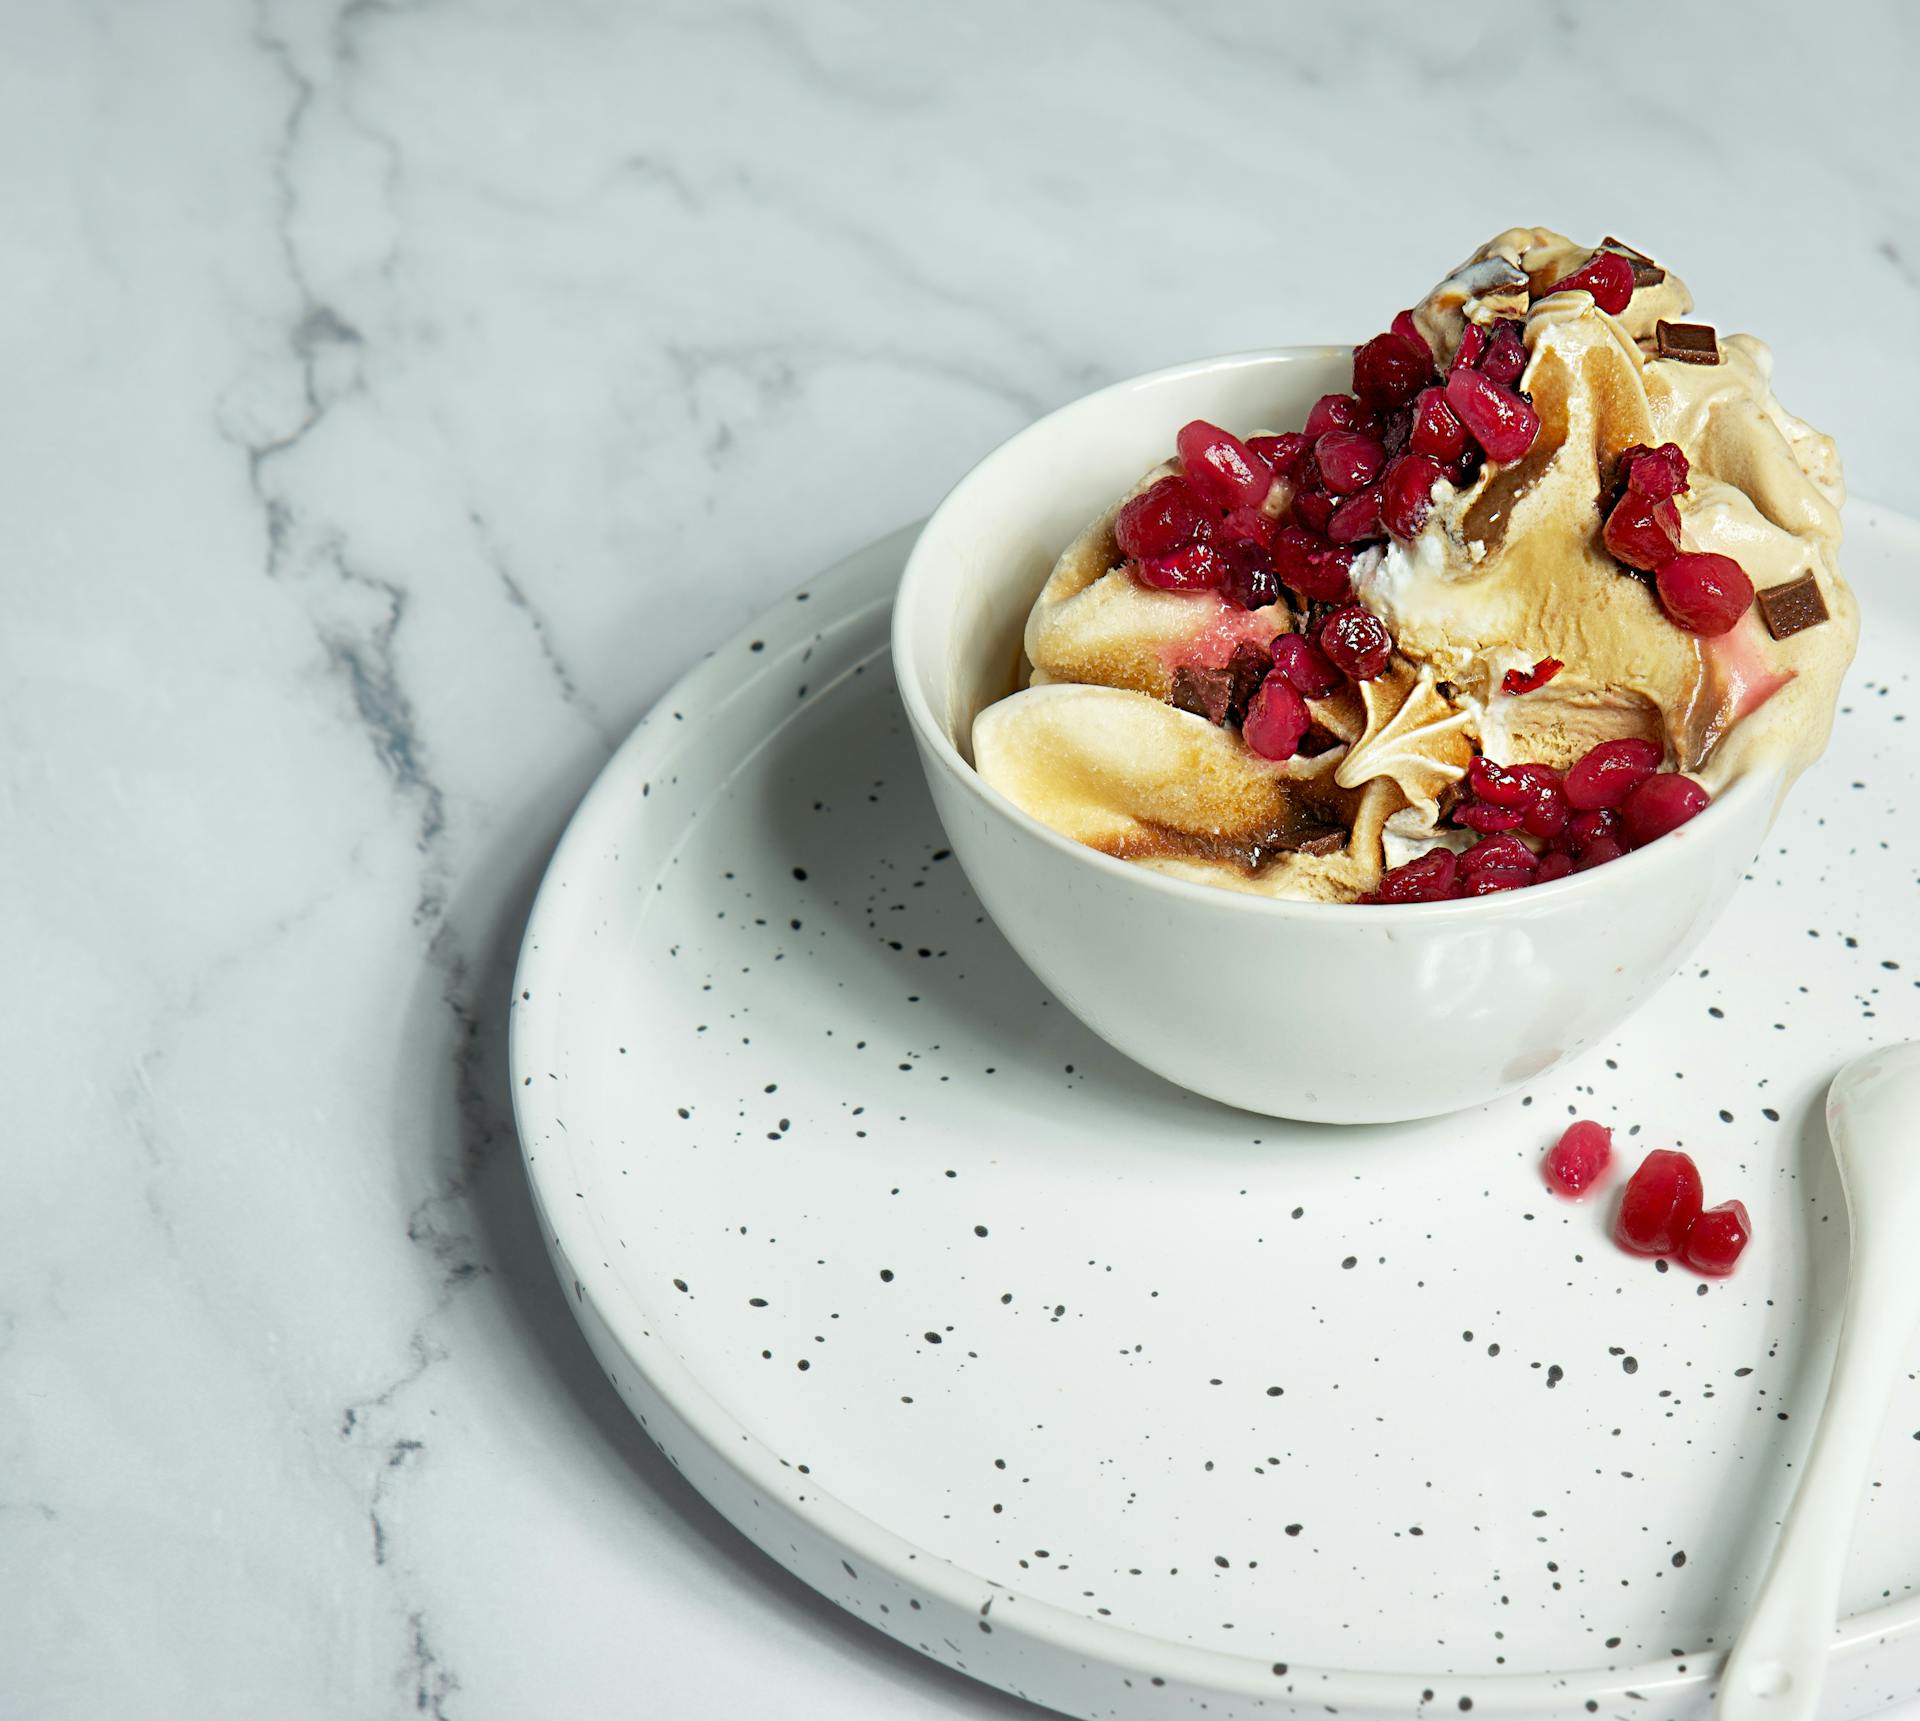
left=5, top=3, right=1917, bottom=1717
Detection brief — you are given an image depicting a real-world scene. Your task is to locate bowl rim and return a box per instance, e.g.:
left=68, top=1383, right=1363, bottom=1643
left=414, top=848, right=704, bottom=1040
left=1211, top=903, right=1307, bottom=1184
left=891, top=344, right=1773, bottom=919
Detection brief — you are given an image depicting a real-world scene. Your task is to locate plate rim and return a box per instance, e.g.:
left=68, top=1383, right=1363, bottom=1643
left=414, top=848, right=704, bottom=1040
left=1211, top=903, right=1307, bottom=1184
left=509, top=508, right=1920, bottom=1715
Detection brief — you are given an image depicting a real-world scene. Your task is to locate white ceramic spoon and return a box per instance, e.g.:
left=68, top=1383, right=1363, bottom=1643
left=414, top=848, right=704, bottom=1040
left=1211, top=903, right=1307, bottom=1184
left=1717, top=1040, right=1920, bottom=1721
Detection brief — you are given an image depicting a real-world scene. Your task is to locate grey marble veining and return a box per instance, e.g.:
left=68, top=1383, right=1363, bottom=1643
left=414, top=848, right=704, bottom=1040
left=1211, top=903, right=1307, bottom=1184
left=3, top=2, right=1916, bottom=1716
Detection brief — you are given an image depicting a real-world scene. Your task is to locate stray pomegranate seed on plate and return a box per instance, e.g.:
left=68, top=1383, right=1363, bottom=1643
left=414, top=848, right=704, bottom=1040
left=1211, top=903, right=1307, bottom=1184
left=1544, top=1120, right=1613, bottom=1197
left=1679, top=1200, right=1752, bottom=1276
left=1615, top=1149, right=1704, bottom=1255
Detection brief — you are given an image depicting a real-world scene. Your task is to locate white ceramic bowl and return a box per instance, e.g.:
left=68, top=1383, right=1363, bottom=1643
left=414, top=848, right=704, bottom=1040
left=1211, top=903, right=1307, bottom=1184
left=892, top=349, right=1779, bottom=1123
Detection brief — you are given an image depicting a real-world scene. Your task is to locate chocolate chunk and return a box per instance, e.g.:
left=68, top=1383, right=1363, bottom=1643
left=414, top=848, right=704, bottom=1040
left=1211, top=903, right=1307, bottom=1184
left=1655, top=320, right=1720, bottom=364
left=1168, top=643, right=1271, bottom=728
left=1755, top=573, right=1830, bottom=639
left=1169, top=665, right=1235, bottom=726
left=1281, top=826, right=1349, bottom=857
left=1599, top=237, right=1667, bottom=290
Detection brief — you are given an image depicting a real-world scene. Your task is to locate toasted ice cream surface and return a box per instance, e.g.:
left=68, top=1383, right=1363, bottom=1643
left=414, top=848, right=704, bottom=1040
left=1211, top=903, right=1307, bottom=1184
left=1364, top=274, right=1855, bottom=794
left=972, top=228, right=1857, bottom=903
left=973, top=682, right=1393, bottom=900
left=1023, top=462, right=1288, bottom=701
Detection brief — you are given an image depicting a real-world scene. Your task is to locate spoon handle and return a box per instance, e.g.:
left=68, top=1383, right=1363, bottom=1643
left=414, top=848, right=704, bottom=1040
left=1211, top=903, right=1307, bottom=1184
left=1716, top=1246, right=1920, bottom=1721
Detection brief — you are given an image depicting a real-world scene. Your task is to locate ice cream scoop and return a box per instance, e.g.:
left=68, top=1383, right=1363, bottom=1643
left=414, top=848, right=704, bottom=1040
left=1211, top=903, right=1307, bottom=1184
left=973, top=230, right=1858, bottom=906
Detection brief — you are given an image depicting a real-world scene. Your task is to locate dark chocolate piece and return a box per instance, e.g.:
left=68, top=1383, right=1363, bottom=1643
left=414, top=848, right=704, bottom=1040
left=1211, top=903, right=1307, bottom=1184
left=1600, top=236, right=1667, bottom=290
left=1168, top=643, right=1271, bottom=728
left=1281, top=826, right=1349, bottom=857
left=1755, top=573, right=1830, bottom=639
left=1655, top=320, right=1720, bottom=364
left=1169, top=664, right=1234, bottom=726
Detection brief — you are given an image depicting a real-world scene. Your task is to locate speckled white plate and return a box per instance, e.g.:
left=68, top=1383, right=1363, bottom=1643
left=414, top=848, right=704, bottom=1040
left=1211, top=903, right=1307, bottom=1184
left=511, top=510, right=1920, bottom=1721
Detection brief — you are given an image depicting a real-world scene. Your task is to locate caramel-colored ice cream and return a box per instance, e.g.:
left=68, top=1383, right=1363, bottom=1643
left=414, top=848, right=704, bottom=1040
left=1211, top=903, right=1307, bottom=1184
left=973, top=229, right=1857, bottom=903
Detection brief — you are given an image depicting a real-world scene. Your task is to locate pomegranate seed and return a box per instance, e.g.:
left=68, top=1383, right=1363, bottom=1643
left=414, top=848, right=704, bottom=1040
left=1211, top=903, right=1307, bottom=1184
left=1444, top=369, right=1540, bottom=464
left=1544, top=1120, right=1613, bottom=1197
left=1317, top=605, right=1393, bottom=680
left=1221, top=506, right=1278, bottom=549
left=1574, top=833, right=1627, bottom=870
left=1220, top=540, right=1281, bottom=611
left=1410, top=387, right=1467, bottom=461
left=1379, top=453, right=1444, bottom=539
left=1543, top=251, right=1635, bottom=315
left=1443, top=447, right=1483, bottom=488
left=1679, top=1200, right=1752, bottom=1277
left=1656, top=553, right=1755, bottom=636
left=1316, top=429, right=1387, bottom=496
left=1477, top=320, right=1529, bottom=387
left=1616, top=442, right=1690, bottom=503
left=1449, top=323, right=1488, bottom=374
left=1177, top=419, right=1272, bottom=511
left=1602, top=492, right=1682, bottom=572
left=1271, top=526, right=1354, bottom=603
left=1466, top=755, right=1529, bottom=809
left=1501, top=656, right=1562, bottom=697
left=1513, top=763, right=1568, bottom=840
left=1455, top=799, right=1525, bottom=834
left=1304, top=394, right=1375, bottom=439
left=1242, top=675, right=1310, bottom=760
left=1248, top=432, right=1309, bottom=475
left=1291, top=488, right=1335, bottom=535
left=1352, top=332, right=1432, bottom=412
left=1563, top=807, right=1626, bottom=855
left=1271, top=631, right=1342, bottom=699
left=1615, top=1149, right=1704, bottom=1255
left=1135, top=542, right=1227, bottom=592
left=1115, top=476, right=1213, bottom=561
left=1459, top=831, right=1539, bottom=895
left=1390, top=309, right=1429, bottom=359
left=1326, top=484, right=1385, bottom=544
left=1621, top=772, right=1710, bottom=845
left=1535, top=851, right=1574, bottom=883
left=1565, top=738, right=1662, bottom=811
left=1365, top=848, right=1460, bottom=904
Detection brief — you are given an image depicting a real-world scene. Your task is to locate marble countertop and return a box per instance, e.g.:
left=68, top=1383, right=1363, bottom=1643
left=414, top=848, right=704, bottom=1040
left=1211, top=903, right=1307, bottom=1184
left=8, top=3, right=1917, bottom=1716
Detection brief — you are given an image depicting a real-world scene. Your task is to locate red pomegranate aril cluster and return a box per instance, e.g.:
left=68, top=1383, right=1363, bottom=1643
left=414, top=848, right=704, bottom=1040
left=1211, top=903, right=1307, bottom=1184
left=1601, top=442, right=1756, bottom=635
left=1615, top=1151, right=1751, bottom=1275
left=1366, top=730, right=1711, bottom=904
left=1539, top=1128, right=1751, bottom=1275
left=1544, top=1120, right=1612, bottom=1197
